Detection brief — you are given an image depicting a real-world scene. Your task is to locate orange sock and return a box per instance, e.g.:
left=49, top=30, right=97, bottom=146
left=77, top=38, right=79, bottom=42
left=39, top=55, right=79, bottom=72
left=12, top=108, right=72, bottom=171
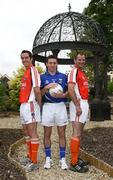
left=31, top=138, right=39, bottom=164
left=25, top=136, right=31, bottom=159
left=70, top=137, right=80, bottom=165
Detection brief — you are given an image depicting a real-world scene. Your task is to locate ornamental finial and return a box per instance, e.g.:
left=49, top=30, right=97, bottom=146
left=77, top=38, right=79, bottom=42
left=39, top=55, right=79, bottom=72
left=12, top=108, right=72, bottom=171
left=68, top=3, right=71, bottom=12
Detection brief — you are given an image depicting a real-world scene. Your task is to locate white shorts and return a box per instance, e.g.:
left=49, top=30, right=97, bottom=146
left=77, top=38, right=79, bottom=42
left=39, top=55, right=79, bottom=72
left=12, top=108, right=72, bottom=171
left=20, top=101, right=41, bottom=124
left=41, top=102, right=68, bottom=127
left=69, top=100, right=89, bottom=124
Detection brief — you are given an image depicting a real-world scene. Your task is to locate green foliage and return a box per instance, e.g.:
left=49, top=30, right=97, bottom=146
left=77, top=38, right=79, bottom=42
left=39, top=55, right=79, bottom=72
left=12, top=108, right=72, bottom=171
left=8, top=67, right=25, bottom=111
left=84, top=0, right=113, bottom=70
left=36, top=63, right=44, bottom=74
left=84, top=64, right=94, bottom=85
left=9, top=65, right=44, bottom=111
left=0, top=78, right=10, bottom=111
left=107, top=81, right=113, bottom=95
left=68, top=50, right=93, bottom=59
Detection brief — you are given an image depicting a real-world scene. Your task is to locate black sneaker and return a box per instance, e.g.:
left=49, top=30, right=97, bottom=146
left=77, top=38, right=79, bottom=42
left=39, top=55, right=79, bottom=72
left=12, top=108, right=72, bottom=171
left=78, top=158, right=89, bottom=167
left=70, top=164, right=89, bottom=173
left=20, top=157, right=31, bottom=166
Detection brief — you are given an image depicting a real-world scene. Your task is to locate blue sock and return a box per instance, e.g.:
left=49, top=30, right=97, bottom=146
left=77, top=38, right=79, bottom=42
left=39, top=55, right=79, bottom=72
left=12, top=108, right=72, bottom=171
left=60, top=147, right=66, bottom=159
left=45, top=147, right=51, bottom=158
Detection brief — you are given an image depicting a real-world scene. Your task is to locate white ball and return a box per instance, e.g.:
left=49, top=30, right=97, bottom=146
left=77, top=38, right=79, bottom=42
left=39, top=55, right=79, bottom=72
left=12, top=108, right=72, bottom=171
left=49, top=84, right=63, bottom=97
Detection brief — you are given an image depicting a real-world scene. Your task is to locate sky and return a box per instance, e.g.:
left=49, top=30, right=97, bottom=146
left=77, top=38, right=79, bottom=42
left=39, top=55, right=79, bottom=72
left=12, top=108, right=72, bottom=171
left=0, top=0, right=91, bottom=77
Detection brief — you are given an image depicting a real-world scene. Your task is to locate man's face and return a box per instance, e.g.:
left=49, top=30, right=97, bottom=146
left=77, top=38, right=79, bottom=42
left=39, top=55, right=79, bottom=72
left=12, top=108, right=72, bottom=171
left=46, top=58, right=58, bottom=73
left=21, top=52, right=32, bottom=68
left=74, top=54, right=86, bottom=68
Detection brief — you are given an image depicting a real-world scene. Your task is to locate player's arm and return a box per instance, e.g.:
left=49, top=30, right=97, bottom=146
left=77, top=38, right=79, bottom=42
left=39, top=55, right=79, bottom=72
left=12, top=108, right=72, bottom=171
left=68, top=83, right=82, bottom=116
left=68, top=68, right=82, bottom=116
left=31, top=67, right=42, bottom=107
left=68, top=83, right=80, bottom=106
left=34, top=86, right=42, bottom=107
left=41, top=86, right=48, bottom=96
left=68, top=68, right=80, bottom=106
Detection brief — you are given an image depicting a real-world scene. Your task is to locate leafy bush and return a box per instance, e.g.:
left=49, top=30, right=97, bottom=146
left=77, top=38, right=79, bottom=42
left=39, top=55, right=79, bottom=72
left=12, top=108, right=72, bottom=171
left=0, top=78, right=10, bottom=111
left=107, top=81, right=113, bottom=95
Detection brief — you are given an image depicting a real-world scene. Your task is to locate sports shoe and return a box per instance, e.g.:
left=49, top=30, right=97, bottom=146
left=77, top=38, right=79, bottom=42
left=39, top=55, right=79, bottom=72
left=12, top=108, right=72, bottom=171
left=44, top=157, right=53, bottom=169
left=59, top=158, right=68, bottom=170
left=70, top=163, right=89, bottom=173
left=20, top=157, right=31, bottom=166
left=78, top=158, right=89, bottom=167
left=25, top=163, right=39, bottom=172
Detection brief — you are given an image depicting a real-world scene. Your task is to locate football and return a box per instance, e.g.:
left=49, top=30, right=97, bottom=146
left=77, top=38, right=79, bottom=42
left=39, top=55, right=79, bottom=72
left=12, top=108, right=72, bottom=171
left=49, top=84, right=63, bottom=96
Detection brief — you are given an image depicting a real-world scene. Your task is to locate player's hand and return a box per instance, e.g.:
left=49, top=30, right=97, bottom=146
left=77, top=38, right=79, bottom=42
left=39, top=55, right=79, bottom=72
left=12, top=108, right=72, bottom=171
left=76, top=105, right=82, bottom=116
left=45, top=83, right=57, bottom=92
left=52, top=92, right=65, bottom=98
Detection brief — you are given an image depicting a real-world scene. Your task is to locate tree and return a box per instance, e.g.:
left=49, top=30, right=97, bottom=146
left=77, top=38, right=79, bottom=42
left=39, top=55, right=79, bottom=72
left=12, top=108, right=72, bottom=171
left=84, top=0, right=113, bottom=70
left=9, top=65, right=44, bottom=111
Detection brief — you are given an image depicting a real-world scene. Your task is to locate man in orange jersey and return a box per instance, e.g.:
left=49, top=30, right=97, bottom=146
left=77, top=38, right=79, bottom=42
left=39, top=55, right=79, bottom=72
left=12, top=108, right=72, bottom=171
left=19, top=50, right=41, bottom=172
left=68, top=53, right=89, bottom=173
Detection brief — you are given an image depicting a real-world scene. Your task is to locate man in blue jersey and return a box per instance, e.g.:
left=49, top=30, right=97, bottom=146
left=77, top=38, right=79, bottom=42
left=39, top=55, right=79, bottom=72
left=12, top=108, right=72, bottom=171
left=41, top=55, right=68, bottom=170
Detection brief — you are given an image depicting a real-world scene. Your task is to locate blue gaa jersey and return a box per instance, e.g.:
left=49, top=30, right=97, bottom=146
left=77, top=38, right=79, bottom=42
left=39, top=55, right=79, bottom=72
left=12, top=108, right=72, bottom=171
left=41, top=71, right=67, bottom=103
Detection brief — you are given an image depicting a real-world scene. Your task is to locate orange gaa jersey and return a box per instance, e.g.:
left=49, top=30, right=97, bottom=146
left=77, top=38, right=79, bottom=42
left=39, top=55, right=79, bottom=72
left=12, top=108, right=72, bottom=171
left=68, top=66, right=89, bottom=100
left=19, top=65, right=40, bottom=103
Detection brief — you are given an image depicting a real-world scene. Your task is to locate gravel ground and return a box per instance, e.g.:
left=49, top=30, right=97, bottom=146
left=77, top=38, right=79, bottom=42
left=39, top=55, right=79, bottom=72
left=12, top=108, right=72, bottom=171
left=0, top=128, right=26, bottom=180
left=15, top=130, right=113, bottom=180
left=1, top=115, right=112, bottom=180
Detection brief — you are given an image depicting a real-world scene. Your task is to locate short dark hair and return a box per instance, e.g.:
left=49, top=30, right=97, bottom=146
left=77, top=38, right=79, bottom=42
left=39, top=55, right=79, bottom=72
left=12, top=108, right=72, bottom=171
left=75, top=52, right=86, bottom=59
left=21, top=50, right=33, bottom=59
left=46, top=55, right=58, bottom=63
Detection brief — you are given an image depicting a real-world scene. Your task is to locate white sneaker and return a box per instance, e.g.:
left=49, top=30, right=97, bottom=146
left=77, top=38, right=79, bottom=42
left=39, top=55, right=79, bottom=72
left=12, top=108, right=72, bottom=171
left=44, top=157, right=53, bottom=169
left=59, top=158, right=68, bottom=170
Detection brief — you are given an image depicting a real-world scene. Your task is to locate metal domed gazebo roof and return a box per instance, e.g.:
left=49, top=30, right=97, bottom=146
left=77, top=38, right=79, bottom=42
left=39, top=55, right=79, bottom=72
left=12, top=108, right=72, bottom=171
left=32, top=10, right=107, bottom=64
left=32, top=8, right=111, bottom=121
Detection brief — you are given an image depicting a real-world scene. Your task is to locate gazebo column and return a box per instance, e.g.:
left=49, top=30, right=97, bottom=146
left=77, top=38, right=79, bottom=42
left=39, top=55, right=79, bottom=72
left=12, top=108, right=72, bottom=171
left=32, top=59, right=35, bottom=66
left=90, top=53, right=111, bottom=121
left=52, top=49, right=60, bottom=57
left=94, top=52, right=100, bottom=99
left=90, top=53, right=103, bottom=121
left=103, top=58, right=108, bottom=100
left=102, top=56, right=111, bottom=119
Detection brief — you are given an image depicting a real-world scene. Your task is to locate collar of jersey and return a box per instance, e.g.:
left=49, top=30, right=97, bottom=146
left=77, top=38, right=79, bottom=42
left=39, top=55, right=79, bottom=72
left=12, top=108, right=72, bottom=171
left=26, top=64, right=33, bottom=70
left=74, top=64, right=82, bottom=71
left=45, top=70, right=59, bottom=75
